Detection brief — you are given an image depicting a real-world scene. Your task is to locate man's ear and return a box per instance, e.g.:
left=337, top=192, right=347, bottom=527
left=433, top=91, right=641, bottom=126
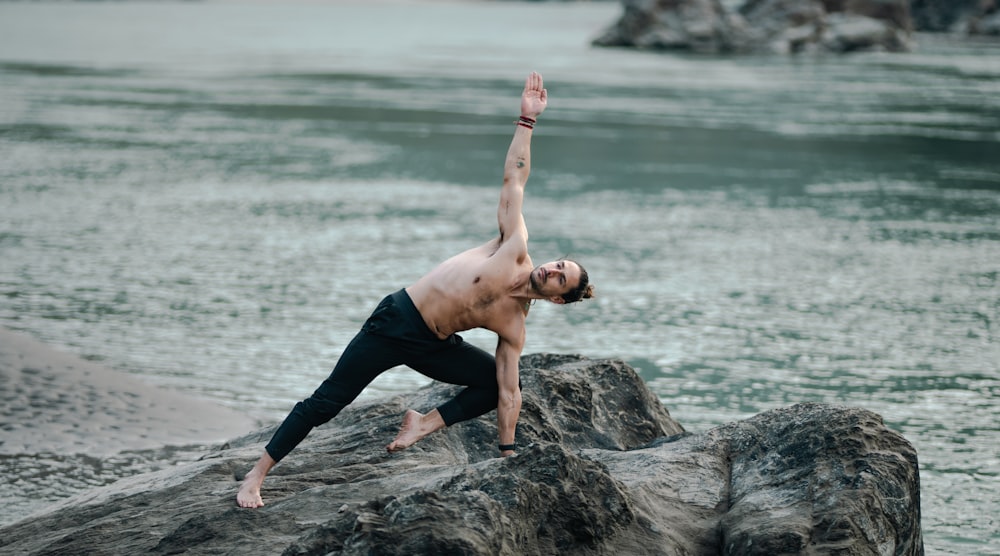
left=548, top=296, right=566, bottom=305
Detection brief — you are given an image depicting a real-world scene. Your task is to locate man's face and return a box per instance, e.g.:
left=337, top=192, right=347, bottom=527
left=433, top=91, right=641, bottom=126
left=530, top=260, right=582, bottom=302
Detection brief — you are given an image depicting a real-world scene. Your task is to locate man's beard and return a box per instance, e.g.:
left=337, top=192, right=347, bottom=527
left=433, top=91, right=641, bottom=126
left=529, top=268, right=542, bottom=294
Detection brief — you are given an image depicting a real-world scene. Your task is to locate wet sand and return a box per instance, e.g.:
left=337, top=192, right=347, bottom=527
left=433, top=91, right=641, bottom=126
left=0, top=327, right=257, bottom=457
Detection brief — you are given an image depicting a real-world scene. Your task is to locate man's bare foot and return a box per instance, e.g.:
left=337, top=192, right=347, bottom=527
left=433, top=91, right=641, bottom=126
left=387, top=409, right=444, bottom=452
left=236, top=470, right=265, bottom=508
left=236, top=452, right=276, bottom=509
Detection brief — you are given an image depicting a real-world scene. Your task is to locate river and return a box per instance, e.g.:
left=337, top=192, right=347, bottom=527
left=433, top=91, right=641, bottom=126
left=1, top=1, right=997, bottom=553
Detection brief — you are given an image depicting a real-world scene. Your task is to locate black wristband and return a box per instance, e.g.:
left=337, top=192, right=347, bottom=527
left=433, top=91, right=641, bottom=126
left=498, top=443, right=516, bottom=452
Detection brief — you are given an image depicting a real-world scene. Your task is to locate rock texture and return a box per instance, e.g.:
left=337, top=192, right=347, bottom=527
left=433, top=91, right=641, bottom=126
left=911, top=0, right=1000, bottom=35
left=591, top=0, right=739, bottom=54
left=593, top=0, right=915, bottom=53
left=0, top=354, right=923, bottom=555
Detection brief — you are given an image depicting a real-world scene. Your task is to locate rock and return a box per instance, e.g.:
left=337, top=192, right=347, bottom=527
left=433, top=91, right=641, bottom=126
left=824, top=0, right=912, bottom=31
left=715, top=403, right=923, bottom=554
left=594, top=0, right=914, bottom=53
left=972, top=11, right=1000, bottom=35
left=911, top=0, right=999, bottom=34
left=821, top=13, right=911, bottom=52
left=0, top=354, right=923, bottom=556
left=735, top=0, right=829, bottom=52
left=592, top=0, right=742, bottom=53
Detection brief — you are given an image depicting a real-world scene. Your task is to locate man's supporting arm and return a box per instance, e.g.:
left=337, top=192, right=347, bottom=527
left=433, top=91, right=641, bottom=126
left=495, top=333, right=524, bottom=456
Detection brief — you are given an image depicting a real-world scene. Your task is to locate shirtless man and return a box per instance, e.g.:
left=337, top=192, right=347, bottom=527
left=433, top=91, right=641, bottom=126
left=237, top=71, right=593, bottom=509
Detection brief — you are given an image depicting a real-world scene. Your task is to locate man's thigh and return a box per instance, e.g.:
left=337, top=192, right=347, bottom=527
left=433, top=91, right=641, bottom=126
left=406, top=340, right=496, bottom=388
left=319, top=330, right=407, bottom=399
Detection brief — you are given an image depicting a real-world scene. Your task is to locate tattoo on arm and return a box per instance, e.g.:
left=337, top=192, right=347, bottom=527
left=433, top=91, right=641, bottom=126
left=516, top=160, right=525, bottom=168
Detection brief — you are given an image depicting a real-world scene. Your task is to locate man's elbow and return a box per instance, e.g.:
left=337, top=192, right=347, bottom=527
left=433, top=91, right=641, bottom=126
left=502, top=174, right=526, bottom=190
left=499, top=389, right=522, bottom=410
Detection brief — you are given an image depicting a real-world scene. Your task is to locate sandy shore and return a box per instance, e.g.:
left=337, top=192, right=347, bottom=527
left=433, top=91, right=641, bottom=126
left=0, top=327, right=258, bottom=456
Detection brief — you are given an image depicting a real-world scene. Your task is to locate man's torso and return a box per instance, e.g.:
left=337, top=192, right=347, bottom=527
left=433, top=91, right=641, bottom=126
left=406, top=237, right=531, bottom=342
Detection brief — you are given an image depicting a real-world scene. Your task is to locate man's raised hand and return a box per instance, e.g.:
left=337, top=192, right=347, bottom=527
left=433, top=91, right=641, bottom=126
left=521, top=71, right=547, bottom=119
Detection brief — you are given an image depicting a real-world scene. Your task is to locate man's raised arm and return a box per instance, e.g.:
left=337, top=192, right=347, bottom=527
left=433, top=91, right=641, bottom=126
left=497, top=72, right=547, bottom=243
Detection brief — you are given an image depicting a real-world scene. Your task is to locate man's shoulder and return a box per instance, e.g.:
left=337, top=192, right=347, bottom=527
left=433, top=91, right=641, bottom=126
left=481, top=297, right=527, bottom=343
left=490, top=232, right=529, bottom=264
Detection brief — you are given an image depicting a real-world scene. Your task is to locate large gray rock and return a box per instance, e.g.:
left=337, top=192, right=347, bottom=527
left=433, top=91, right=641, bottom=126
left=0, top=354, right=923, bottom=555
left=594, top=0, right=914, bottom=53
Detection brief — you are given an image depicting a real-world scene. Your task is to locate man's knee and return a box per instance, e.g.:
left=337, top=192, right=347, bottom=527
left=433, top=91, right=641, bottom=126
left=294, top=396, right=348, bottom=427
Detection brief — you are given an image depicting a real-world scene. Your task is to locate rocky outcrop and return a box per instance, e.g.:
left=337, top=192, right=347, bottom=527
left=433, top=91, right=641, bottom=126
left=593, top=0, right=915, bottom=53
left=590, top=0, right=740, bottom=54
left=0, top=354, right=923, bottom=555
left=911, top=0, right=1000, bottom=35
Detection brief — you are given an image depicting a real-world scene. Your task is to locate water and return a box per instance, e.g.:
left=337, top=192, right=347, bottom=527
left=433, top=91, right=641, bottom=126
left=1, top=1, right=998, bottom=552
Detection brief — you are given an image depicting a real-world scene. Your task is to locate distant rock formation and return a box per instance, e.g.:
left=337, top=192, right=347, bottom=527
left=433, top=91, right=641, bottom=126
left=0, top=354, right=923, bottom=555
left=591, top=0, right=737, bottom=54
left=593, top=0, right=916, bottom=53
left=911, top=0, right=1000, bottom=35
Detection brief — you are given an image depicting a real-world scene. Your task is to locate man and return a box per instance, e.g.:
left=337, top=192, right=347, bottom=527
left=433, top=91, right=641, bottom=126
left=237, top=71, right=594, bottom=509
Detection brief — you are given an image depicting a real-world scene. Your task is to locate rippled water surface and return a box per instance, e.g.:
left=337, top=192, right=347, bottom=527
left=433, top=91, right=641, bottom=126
left=1, top=2, right=998, bottom=552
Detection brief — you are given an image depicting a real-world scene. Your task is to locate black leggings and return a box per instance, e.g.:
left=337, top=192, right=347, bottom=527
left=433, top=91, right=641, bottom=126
left=265, top=289, right=499, bottom=463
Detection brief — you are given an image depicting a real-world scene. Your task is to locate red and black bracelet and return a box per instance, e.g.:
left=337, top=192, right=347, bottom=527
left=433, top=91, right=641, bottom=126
left=516, top=115, right=536, bottom=130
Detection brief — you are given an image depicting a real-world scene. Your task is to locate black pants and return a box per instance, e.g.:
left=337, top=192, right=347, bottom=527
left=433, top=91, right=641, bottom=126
left=265, top=289, right=499, bottom=463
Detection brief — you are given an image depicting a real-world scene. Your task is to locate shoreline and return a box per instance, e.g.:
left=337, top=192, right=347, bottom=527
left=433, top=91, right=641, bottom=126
left=0, top=326, right=258, bottom=457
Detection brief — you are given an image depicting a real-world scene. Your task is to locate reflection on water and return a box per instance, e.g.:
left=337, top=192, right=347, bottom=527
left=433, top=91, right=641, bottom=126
left=1, top=2, right=998, bottom=552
